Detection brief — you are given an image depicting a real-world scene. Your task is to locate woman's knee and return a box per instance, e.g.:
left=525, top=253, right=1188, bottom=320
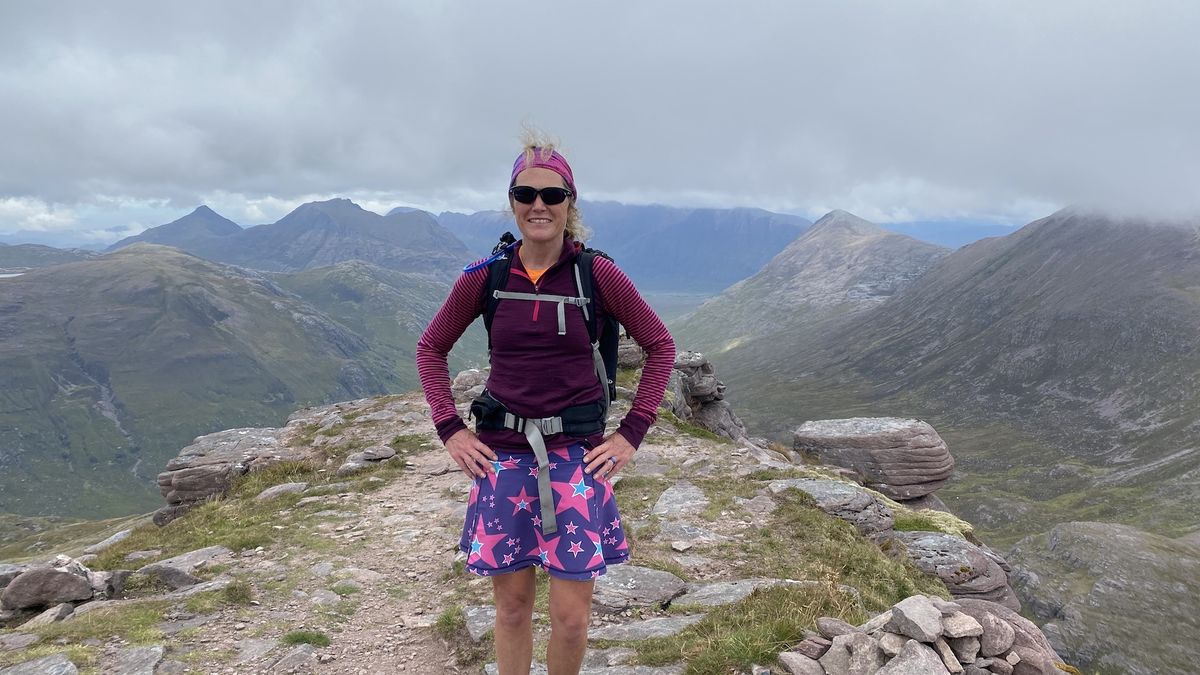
left=493, top=571, right=536, bottom=627
left=548, top=580, right=594, bottom=638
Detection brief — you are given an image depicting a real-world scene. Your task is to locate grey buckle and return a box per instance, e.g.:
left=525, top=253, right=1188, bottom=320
left=530, top=417, right=564, bottom=435
left=502, top=413, right=564, bottom=436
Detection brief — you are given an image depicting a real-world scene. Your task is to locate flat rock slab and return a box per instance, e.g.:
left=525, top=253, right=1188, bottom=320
left=652, top=483, right=709, bottom=517
left=593, top=565, right=686, bottom=612
left=235, top=638, right=279, bottom=664
left=654, top=521, right=728, bottom=544
left=165, top=577, right=233, bottom=598
left=464, top=605, right=496, bottom=642
left=270, top=644, right=317, bottom=672
left=138, top=545, right=231, bottom=575
left=0, top=633, right=40, bottom=651
left=102, top=646, right=163, bottom=675
left=0, top=654, right=78, bottom=675
left=255, top=482, right=308, bottom=501
left=767, top=478, right=895, bottom=535
left=590, top=614, right=705, bottom=641
left=82, top=529, right=133, bottom=555
left=21, top=603, right=74, bottom=628
left=158, top=612, right=219, bottom=636
left=673, top=579, right=781, bottom=607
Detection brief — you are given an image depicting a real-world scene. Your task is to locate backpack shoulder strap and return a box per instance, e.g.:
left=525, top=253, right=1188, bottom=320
left=575, top=248, right=605, bottom=344
left=482, top=252, right=514, bottom=349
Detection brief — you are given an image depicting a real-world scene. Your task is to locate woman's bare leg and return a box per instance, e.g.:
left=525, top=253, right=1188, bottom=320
left=546, top=575, right=595, bottom=674
left=493, top=567, right=536, bottom=674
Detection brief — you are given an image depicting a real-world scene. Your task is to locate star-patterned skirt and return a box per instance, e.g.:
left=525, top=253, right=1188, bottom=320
left=459, top=441, right=629, bottom=581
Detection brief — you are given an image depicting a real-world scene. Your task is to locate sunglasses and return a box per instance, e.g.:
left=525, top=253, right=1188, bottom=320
left=509, top=185, right=573, bottom=205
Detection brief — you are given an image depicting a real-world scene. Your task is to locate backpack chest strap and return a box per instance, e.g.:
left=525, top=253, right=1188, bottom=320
left=492, top=290, right=589, bottom=336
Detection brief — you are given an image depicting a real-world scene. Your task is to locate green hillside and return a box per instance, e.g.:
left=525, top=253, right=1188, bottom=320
left=0, top=245, right=458, bottom=519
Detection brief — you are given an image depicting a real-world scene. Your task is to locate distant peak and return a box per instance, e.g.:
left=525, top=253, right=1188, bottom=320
left=192, top=205, right=216, bottom=215
left=810, top=210, right=883, bottom=234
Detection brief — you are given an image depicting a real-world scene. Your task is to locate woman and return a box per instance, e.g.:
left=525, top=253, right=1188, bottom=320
left=416, top=139, right=675, bottom=673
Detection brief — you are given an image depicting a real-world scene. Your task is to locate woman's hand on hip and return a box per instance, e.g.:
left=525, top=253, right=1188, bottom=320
left=445, top=429, right=497, bottom=479
left=584, top=431, right=634, bottom=481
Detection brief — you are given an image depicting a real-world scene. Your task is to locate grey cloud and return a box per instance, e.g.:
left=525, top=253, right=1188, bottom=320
left=2, top=0, right=1199, bottom=237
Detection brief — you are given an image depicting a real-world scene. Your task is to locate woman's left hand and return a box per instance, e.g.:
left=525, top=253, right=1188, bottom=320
left=584, top=431, right=635, bottom=481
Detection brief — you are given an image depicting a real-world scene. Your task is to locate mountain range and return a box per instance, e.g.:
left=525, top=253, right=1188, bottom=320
left=674, top=208, right=1200, bottom=545
left=109, top=200, right=471, bottom=280
left=433, top=201, right=811, bottom=292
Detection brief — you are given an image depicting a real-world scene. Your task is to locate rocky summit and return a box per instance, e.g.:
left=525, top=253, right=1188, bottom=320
left=0, top=362, right=1069, bottom=673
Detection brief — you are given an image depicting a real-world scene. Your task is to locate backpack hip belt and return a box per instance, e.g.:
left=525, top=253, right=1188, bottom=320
left=471, top=391, right=605, bottom=535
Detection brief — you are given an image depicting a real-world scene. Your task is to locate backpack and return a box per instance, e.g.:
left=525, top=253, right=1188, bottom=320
left=477, top=232, right=621, bottom=405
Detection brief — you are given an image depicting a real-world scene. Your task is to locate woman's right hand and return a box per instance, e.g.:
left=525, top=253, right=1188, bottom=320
left=445, top=428, right=497, bottom=479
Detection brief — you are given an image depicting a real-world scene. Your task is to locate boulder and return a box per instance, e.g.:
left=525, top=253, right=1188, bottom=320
left=153, top=426, right=308, bottom=525
left=818, top=632, right=885, bottom=674
left=954, top=599, right=1060, bottom=666
left=792, top=417, right=954, bottom=499
left=876, top=639, right=951, bottom=675
left=617, top=336, right=645, bottom=369
left=886, top=595, right=943, bottom=642
left=777, top=651, right=824, bottom=675
left=768, top=478, right=895, bottom=537
left=671, top=351, right=748, bottom=441
left=87, top=570, right=131, bottom=599
left=894, top=532, right=1018, bottom=609
left=451, top=368, right=488, bottom=403
left=1, top=569, right=94, bottom=610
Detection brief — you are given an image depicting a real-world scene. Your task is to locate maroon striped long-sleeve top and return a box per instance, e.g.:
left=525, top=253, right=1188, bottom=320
left=416, top=238, right=675, bottom=451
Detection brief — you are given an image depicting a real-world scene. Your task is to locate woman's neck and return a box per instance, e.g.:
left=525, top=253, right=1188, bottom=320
left=519, top=236, right=564, bottom=270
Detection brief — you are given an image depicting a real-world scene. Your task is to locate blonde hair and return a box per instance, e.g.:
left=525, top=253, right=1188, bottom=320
left=511, top=128, right=592, bottom=243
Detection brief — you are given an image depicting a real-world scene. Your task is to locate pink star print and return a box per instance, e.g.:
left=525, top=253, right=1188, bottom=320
left=507, top=486, right=538, bottom=516
left=568, top=540, right=585, bottom=558
left=552, top=466, right=593, bottom=522
left=529, top=528, right=563, bottom=570
left=467, top=516, right=508, bottom=568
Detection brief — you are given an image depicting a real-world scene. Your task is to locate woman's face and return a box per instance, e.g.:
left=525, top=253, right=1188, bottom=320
left=510, top=167, right=571, bottom=246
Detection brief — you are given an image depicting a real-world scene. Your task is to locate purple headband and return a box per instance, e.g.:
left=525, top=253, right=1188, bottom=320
left=509, top=148, right=577, bottom=199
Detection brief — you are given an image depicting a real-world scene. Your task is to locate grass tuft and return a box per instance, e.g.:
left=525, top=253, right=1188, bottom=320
left=282, top=630, right=331, bottom=647
left=433, top=605, right=466, bottom=640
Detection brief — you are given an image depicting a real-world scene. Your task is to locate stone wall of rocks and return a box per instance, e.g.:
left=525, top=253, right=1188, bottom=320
left=780, top=595, right=1067, bottom=675
left=670, top=350, right=748, bottom=441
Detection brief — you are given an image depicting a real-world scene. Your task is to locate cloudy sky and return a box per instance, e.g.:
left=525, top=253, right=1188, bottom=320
left=2, top=1, right=1198, bottom=246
